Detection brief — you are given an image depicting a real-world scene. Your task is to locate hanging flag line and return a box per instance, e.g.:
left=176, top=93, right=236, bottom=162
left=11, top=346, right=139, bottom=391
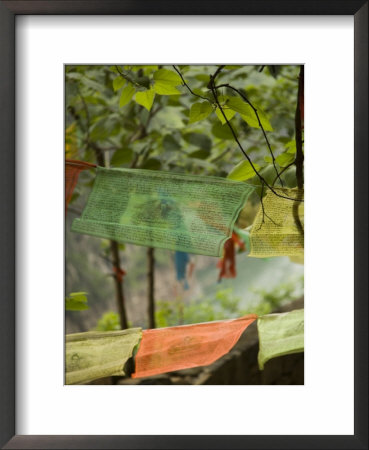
left=65, top=309, right=304, bottom=384
left=66, top=160, right=304, bottom=258
left=132, top=314, right=257, bottom=378
left=71, top=166, right=255, bottom=257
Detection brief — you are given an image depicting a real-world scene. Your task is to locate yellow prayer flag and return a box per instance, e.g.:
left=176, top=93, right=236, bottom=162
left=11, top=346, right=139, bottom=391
left=65, top=328, right=142, bottom=385
left=249, top=188, right=304, bottom=258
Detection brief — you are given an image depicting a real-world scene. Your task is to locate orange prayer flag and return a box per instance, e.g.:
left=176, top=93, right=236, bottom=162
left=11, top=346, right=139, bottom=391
left=132, top=314, right=257, bottom=378
left=65, top=160, right=96, bottom=214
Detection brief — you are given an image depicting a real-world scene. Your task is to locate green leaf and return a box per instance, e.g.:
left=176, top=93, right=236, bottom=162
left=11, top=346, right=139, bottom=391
left=113, top=76, right=126, bottom=92
left=261, top=165, right=279, bottom=184
left=153, top=69, right=182, bottom=95
left=135, top=76, right=151, bottom=90
left=227, top=160, right=260, bottom=181
left=227, top=97, right=273, bottom=131
left=110, top=66, right=119, bottom=74
left=141, top=158, right=162, bottom=170
left=283, top=166, right=298, bottom=188
left=82, top=77, right=105, bottom=92
left=264, top=156, right=273, bottom=163
left=241, top=110, right=273, bottom=131
left=188, top=102, right=213, bottom=124
left=153, top=68, right=181, bottom=84
left=111, top=148, right=134, bottom=166
left=215, top=107, right=236, bottom=125
left=227, top=97, right=251, bottom=115
left=211, top=123, right=234, bottom=140
left=119, top=84, right=135, bottom=107
left=65, top=299, right=89, bottom=311
left=183, top=132, right=212, bottom=151
left=154, top=84, right=181, bottom=96
left=69, top=292, right=88, bottom=302
left=65, top=292, right=89, bottom=311
left=285, top=140, right=297, bottom=154
left=275, top=152, right=295, bottom=167
left=151, top=107, right=185, bottom=129
left=163, top=134, right=181, bottom=151
left=135, top=89, right=155, bottom=111
left=90, top=117, right=117, bottom=141
left=189, top=149, right=210, bottom=159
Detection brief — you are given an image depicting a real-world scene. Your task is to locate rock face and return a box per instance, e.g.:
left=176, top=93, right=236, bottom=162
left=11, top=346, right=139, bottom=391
left=114, top=298, right=304, bottom=386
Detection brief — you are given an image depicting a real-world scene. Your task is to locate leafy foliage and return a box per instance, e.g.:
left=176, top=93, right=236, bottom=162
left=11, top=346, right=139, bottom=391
left=155, top=275, right=303, bottom=327
left=95, top=311, right=121, bottom=331
left=65, top=64, right=301, bottom=208
left=65, top=64, right=303, bottom=329
left=65, top=292, right=89, bottom=311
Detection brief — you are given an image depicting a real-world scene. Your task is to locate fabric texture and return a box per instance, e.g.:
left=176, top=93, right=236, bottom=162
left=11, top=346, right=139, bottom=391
left=249, top=188, right=304, bottom=257
left=132, top=315, right=257, bottom=378
left=65, top=328, right=142, bottom=384
left=72, top=167, right=254, bottom=257
left=65, top=159, right=96, bottom=214
left=257, top=309, right=304, bottom=370
left=217, top=231, right=245, bottom=281
left=217, top=235, right=236, bottom=280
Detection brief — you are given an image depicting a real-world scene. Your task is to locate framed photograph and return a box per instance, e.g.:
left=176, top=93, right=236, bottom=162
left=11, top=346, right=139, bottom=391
left=1, top=1, right=367, bottom=449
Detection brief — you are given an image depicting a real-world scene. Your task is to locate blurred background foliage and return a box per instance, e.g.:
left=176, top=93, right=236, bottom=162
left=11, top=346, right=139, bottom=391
left=65, top=64, right=303, bottom=333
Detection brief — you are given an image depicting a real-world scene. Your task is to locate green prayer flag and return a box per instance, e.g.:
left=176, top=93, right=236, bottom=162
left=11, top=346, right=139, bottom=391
left=65, top=328, right=142, bottom=385
left=71, top=167, right=254, bottom=257
left=257, top=309, right=304, bottom=370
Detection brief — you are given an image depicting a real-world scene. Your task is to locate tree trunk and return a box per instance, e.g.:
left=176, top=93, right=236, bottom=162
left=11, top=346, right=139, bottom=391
left=110, top=240, right=128, bottom=329
left=94, top=146, right=129, bottom=329
left=293, top=65, right=304, bottom=236
left=147, top=247, right=156, bottom=328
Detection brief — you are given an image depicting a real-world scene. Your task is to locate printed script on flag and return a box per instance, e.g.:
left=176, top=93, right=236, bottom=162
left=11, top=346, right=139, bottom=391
left=257, top=309, right=304, bottom=370
left=65, top=328, right=142, bottom=385
left=72, top=167, right=254, bottom=256
left=249, top=188, right=304, bottom=258
left=132, top=315, right=257, bottom=378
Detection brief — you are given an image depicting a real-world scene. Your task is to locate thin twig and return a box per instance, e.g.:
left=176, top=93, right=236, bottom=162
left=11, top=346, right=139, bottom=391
left=257, top=182, right=280, bottom=229
left=115, top=65, right=140, bottom=87
left=172, top=65, right=212, bottom=103
left=210, top=147, right=232, bottom=163
left=271, top=161, right=295, bottom=186
left=214, top=83, right=283, bottom=185
left=207, top=69, right=300, bottom=202
left=173, top=65, right=299, bottom=202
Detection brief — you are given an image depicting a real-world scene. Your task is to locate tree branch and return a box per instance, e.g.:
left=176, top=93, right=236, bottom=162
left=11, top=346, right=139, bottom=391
left=115, top=65, right=140, bottom=87
left=207, top=68, right=299, bottom=202
left=272, top=161, right=295, bottom=187
left=214, top=83, right=282, bottom=185
left=293, top=65, right=305, bottom=236
left=172, top=65, right=212, bottom=103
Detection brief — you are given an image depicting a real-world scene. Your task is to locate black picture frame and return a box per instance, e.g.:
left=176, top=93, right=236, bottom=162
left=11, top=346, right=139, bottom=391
left=0, top=1, right=367, bottom=449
